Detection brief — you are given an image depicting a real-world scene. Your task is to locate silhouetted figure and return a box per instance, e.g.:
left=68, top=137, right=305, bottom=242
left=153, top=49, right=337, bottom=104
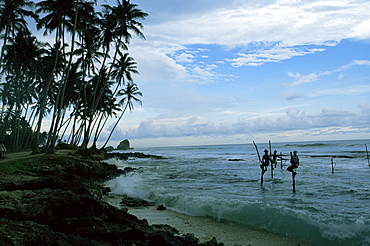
left=287, top=150, right=299, bottom=177
left=260, top=149, right=270, bottom=174
left=272, top=150, right=278, bottom=168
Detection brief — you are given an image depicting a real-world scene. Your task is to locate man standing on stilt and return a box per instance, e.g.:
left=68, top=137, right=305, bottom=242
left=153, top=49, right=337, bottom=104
left=287, top=150, right=299, bottom=177
left=260, top=149, right=270, bottom=174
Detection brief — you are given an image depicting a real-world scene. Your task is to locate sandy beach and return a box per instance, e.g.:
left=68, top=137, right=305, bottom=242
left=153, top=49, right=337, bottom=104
left=105, top=195, right=310, bottom=246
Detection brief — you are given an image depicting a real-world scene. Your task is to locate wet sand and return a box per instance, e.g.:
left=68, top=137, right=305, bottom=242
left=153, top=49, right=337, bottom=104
left=105, top=195, right=310, bottom=246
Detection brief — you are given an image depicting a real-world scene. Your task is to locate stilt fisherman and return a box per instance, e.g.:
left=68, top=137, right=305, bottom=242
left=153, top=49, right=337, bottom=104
left=287, top=150, right=299, bottom=176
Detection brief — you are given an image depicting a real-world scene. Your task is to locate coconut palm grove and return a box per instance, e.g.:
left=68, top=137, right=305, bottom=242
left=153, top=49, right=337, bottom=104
left=0, top=0, right=147, bottom=153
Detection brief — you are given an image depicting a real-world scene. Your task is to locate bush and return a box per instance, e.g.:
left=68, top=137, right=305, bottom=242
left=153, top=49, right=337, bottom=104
left=57, top=142, right=79, bottom=150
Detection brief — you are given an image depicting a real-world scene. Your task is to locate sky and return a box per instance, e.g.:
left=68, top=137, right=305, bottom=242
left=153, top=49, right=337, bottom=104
left=99, top=0, right=370, bottom=148
left=99, top=0, right=370, bottom=147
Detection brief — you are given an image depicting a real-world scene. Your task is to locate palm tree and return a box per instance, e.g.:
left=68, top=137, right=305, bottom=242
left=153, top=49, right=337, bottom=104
left=102, top=0, right=147, bottom=45
left=34, top=0, right=76, bottom=153
left=1, top=30, right=47, bottom=150
left=0, top=0, right=37, bottom=66
left=101, top=0, right=147, bottom=74
left=79, top=67, right=113, bottom=149
left=101, top=82, right=142, bottom=149
left=92, top=50, right=138, bottom=144
left=91, top=96, right=120, bottom=148
left=0, top=0, right=147, bottom=152
left=110, top=49, right=139, bottom=92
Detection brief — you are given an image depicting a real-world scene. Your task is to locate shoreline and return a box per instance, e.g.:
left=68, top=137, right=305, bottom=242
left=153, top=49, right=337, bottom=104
left=0, top=149, right=310, bottom=245
left=0, top=149, right=219, bottom=245
left=104, top=194, right=310, bottom=246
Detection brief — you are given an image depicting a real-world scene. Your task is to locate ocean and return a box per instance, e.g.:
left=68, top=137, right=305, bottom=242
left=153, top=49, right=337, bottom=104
left=105, top=139, right=370, bottom=246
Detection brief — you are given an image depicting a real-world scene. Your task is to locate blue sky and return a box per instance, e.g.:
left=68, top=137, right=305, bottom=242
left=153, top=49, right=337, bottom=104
left=101, top=0, right=370, bottom=148
left=100, top=0, right=370, bottom=147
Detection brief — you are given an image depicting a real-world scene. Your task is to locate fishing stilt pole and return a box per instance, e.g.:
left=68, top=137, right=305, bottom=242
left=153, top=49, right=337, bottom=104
left=331, top=158, right=335, bottom=173
left=269, top=140, right=273, bottom=178
left=365, top=144, right=370, bottom=166
left=280, top=152, right=283, bottom=169
left=253, top=141, right=265, bottom=186
left=290, top=151, right=296, bottom=192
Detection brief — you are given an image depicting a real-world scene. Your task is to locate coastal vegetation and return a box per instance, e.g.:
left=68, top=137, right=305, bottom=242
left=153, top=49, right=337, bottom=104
left=0, top=0, right=146, bottom=153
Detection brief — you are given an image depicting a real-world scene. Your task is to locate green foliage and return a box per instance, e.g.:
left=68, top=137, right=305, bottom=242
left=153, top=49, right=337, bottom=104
left=0, top=161, right=30, bottom=172
left=57, top=142, right=79, bottom=150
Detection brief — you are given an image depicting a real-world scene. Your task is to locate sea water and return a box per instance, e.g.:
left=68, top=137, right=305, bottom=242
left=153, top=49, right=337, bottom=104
left=105, top=139, right=370, bottom=246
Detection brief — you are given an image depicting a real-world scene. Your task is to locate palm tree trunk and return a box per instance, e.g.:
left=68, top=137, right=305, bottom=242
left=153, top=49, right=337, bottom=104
left=101, top=103, right=129, bottom=149
left=91, top=111, right=105, bottom=148
left=51, top=0, right=80, bottom=148
left=32, top=30, right=60, bottom=154
left=0, top=24, right=10, bottom=67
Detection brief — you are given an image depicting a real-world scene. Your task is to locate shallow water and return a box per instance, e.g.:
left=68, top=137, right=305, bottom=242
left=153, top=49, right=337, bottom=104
left=106, top=139, right=370, bottom=246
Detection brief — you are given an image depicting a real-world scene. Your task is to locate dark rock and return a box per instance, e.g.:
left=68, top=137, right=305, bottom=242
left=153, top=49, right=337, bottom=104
left=149, top=231, right=199, bottom=246
left=117, top=139, right=131, bottom=150
left=152, top=224, right=179, bottom=234
left=106, top=151, right=166, bottom=160
left=123, top=166, right=141, bottom=173
left=120, top=194, right=155, bottom=207
left=0, top=218, right=100, bottom=246
left=0, top=150, right=219, bottom=245
left=157, top=204, right=167, bottom=210
left=228, top=159, right=244, bottom=161
left=104, top=146, right=114, bottom=152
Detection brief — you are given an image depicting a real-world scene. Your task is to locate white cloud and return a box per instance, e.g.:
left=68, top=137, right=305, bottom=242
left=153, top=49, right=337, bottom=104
left=118, top=104, right=370, bottom=141
left=349, top=19, right=370, bottom=40
left=130, top=44, right=188, bottom=83
left=138, top=0, right=370, bottom=68
left=337, top=59, right=370, bottom=71
left=229, top=46, right=325, bottom=67
left=288, top=72, right=319, bottom=86
left=287, top=59, right=370, bottom=87
left=192, top=66, right=216, bottom=80
left=146, top=0, right=369, bottom=46
left=176, top=53, right=195, bottom=63
left=317, top=85, right=370, bottom=96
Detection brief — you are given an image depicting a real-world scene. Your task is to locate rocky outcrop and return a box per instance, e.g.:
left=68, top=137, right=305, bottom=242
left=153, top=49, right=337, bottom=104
left=106, top=152, right=166, bottom=160
left=0, top=151, right=223, bottom=246
left=104, top=146, right=114, bottom=152
left=119, top=194, right=155, bottom=207
left=117, top=139, right=131, bottom=150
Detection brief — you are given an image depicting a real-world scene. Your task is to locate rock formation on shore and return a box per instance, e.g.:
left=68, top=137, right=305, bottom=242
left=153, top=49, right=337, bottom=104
left=0, top=150, right=223, bottom=246
left=117, top=139, right=132, bottom=150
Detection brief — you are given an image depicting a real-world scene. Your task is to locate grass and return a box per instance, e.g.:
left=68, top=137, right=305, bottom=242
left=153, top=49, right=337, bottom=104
left=0, top=160, right=30, bottom=172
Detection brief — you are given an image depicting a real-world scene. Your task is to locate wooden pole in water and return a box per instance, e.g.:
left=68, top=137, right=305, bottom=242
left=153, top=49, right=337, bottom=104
left=253, top=141, right=264, bottom=186
left=280, top=152, right=283, bottom=169
left=331, top=158, right=335, bottom=174
left=269, top=140, right=273, bottom=178
left=290, top=151, right=296, bottom=192
left=365, top=144, right=370, bottom=166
